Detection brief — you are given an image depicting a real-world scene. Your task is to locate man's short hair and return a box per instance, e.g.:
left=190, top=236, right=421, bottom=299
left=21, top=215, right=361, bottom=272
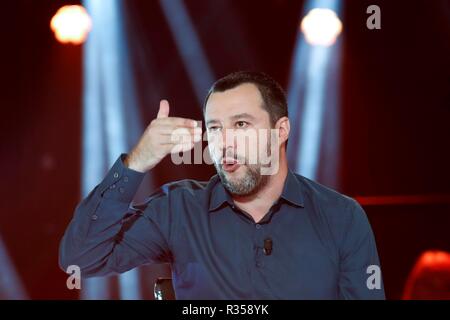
left=203, top=71, right=288, bottom=126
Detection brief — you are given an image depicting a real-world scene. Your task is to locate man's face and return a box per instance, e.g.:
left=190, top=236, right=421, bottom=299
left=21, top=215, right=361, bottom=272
left=204, top=83, right=276, bottom=196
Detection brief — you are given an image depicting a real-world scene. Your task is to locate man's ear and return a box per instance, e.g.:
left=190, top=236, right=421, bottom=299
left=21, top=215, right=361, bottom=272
left=275, top=116, right=290, bottom=145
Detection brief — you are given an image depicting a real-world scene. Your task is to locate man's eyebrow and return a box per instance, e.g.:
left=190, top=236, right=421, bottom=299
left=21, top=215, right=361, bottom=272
left=230, top=113, right=256, bottom=121
left=206, top=119, right=220, bottom=126
left=206, top=113, right=256, bottom=126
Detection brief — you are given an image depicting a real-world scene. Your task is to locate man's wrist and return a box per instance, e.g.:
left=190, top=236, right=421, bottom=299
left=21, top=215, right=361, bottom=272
left=124, top=152, right=148, bottom=173
left=97, top=154, right=147, bottom=203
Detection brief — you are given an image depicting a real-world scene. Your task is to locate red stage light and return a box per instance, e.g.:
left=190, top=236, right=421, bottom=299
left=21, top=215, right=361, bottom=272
left=403, top=250, right=450, bottom=300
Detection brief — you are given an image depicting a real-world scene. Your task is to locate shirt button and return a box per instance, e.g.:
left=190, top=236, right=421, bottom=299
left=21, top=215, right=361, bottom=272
left=255, top=224, right=262, bottom=229
left=91, top=214, right=98, bottom=221
left=123, top=176, right=129, bottom=183
left=119, top=187, right=125, bottom=194
left=113, top=172, right=119, bottom=178
left=110, top=184, right=116, bottom=189
left=256, top=262, right=263, bottom=268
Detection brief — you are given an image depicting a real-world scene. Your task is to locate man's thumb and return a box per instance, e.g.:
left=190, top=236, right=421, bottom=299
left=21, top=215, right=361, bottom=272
left=157, top=100, right=170, bottom=118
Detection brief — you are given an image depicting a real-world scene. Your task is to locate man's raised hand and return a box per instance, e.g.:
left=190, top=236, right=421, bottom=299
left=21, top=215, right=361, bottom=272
left=125, top=100, right=202, bottom=172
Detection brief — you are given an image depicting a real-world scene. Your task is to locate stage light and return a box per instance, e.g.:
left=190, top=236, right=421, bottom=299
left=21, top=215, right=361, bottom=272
left=81, top=0, right=145, bottom=300
left=301, top=8, right=342, bottom=46
left=287, top=0, right=342, bottom=188
left=50, top=5, right=92, bottom=45
left=159, top=0, right=214, bottom=104
left=403, top=250, right=450, bottom=299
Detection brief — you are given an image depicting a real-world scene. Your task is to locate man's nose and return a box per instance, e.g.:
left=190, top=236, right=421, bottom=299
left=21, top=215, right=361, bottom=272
left=222, top=128, right=237, bottom=149
left=223, top=146, right=236, bottom=159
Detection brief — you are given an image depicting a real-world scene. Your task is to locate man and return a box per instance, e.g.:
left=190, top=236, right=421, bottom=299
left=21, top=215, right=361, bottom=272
left=59, top=71, right=385, bottom=299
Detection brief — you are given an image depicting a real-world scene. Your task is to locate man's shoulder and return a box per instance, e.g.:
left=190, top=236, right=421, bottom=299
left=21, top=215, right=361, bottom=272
left=294, top=173, right=371, bottom=247
left=295, top=173, right=353, bottom=202
left=294, top=173, right=361, bottom=219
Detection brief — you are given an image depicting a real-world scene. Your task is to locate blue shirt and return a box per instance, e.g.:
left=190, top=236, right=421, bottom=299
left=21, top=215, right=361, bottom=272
left=59, top=155, right=385, bottom=299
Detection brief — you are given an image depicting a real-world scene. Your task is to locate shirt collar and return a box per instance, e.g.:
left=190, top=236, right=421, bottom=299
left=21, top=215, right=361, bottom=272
left=208, top=169, right=304, bottom=212
left=280, top=169, right=305, bottom=207
left=208, top=176, right=234, bottom=212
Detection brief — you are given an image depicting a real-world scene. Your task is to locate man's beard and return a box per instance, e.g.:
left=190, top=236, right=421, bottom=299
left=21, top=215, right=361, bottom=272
left=215, top=162, right=269, bottom=196
left=213, top=131, right=275, bottom=196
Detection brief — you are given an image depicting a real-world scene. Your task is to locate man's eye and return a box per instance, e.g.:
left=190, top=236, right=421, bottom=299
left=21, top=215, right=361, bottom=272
left=208, top=126, right=221, bottom=132
left=236, top=121, right=248, bottom=128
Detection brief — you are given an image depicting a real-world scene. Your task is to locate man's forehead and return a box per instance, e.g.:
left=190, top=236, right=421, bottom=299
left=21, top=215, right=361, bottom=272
left=204, top=83, right=264, bottom=119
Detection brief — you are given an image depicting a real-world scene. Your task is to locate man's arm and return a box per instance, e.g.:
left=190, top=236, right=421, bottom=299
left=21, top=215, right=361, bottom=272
left=338, top=200, right=386, bottom=299
left=59, top=100, right=201, bottom=277
left=58, top=155, right=172, bottom=277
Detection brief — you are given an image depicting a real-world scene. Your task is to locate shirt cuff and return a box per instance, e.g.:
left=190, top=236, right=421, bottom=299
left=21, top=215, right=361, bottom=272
left=98, top=154, right=146, bottom=203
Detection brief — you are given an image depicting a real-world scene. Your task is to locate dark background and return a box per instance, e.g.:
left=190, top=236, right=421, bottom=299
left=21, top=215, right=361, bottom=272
left=1, top=0, right=449, bottom=299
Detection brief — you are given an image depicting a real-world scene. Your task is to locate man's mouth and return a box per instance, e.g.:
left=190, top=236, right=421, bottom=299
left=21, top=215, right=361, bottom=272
left=221, top=158, right=241, bottom=173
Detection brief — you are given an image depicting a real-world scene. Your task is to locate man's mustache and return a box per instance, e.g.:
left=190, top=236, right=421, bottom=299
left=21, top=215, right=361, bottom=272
left=217, top=149, right=246, bottom=165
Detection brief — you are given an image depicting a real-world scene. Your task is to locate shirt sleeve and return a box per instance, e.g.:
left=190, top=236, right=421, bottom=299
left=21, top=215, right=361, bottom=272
left=59, top=154, right=173, bottom=278
left=338, top=199, right=386, bottom=300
